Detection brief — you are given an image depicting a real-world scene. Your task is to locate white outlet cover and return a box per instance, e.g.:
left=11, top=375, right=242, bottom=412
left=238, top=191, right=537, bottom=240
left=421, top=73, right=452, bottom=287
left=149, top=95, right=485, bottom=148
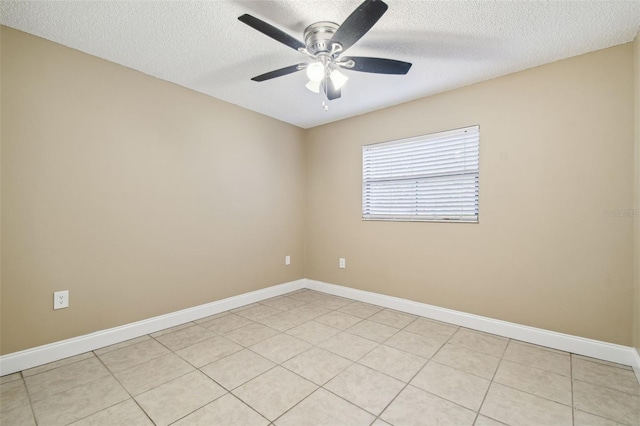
left=54, top=290, right=69, bottom=309
left=339, top=258, right=346, bottom=269
left=285, top=255, right=291, bottom=266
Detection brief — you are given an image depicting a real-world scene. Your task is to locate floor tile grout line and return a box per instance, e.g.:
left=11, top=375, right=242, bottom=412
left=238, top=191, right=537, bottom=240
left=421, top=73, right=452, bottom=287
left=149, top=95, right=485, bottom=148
left=98, top=337, right=173, bottom=373
left=317, top=383, right=385, bottom=419
left=216, top=392, right=272, bottom=426
left=152, top=327, right=219, bottom=353
left=278, top=354, right=354, bottom=388
left=496, top=358, right=577, bottom=392
left=342, top=315, right=424, bottom=385
left=28, top=391, right=39, bottom=426
left=131, top=396, right=158, bottom=425
left=93, top=335, right=153, bottom=357
left=11, top=374, right=40, bottom=426
left=243, top=339, right=311, bottom=366
left=267, top=385, right=321, bottom=424
left=124, top=361, right=196, bottom=399
left=22, top=363, right=113, bottom=407
left=507, top=338, right=570, bottom=356
left=572, top=354, right=637, bottom=374
left=342, top=319, right=401, bottom=342
left=148, top=321, right=198, bottom=339
left=0, top=372, right=21, bottom=383
left=571, top=356, right=640, bottom=382
left=449, top=340, right=511, bottom=363
left=137, top=359, right=237, bottom=425
left=498, top=354, right=571, bottom=378
left=20, top=352, right=96, bottom=380
left=372, top=326, right=458, bottom=364
left=370, top=323, right=462, bottom=425
left=337, top=304, right=384, bottom=320
left=283, top=319, right=343, bottom=344
left=487, top=374, right=575, bottom=408
left=219, top=364, right=280, bottom=393
left=571, top=353, right=635, bottom=372
left=425, top=357, right=495, bottom=383
left=164, top=389, right=260, bottom=426
left=65, top=354, right=143, bottom=425
left=234, top=308, right=290, bottom=323
left=572, top=407, right=635, bottom=426
left=570, top=354, right=575, bottom=426
left=280, top=341, right=349, bottom=367
left=571, top=377, right=640, bottom=398
left=20, top=368, right=37, bottom=405
left=472, top=335, right=510, bottom=425
left=160, top=387, right=228, bottom=426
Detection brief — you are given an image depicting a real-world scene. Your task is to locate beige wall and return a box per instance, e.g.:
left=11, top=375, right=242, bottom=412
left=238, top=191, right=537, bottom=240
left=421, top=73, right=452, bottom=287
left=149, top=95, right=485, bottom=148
left=0, top=27, right=306, bottom=355
left=634, top=36, right=640, bottom=350
left=1, top=25, right=637, bottom=355
left=305, top=44, right=635, bottom=346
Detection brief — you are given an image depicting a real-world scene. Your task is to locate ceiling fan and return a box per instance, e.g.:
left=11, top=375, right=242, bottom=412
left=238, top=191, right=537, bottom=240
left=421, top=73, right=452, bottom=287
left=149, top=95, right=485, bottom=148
left=238, top=0, right=412, bottom=105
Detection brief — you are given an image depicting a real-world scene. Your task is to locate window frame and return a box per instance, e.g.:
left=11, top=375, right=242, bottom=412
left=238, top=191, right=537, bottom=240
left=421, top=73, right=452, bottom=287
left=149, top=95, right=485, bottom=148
left=362, top=125, right=480, bottom=223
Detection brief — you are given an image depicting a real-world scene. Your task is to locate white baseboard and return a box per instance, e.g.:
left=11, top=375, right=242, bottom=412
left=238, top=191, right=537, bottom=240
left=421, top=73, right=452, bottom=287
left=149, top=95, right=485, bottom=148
left=0, top=279, right=305, bottom=376
left=305, top=279, right=640, bottom=370
left=2, top=277, right=638, bottom=376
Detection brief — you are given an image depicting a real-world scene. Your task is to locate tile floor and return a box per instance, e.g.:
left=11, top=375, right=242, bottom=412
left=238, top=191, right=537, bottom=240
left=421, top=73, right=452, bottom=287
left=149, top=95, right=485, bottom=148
left=1, top=289, right=639, bottom=426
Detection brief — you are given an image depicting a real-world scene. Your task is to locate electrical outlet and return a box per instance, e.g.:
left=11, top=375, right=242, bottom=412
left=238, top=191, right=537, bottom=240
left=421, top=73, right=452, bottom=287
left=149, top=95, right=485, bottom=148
left=54, top=290, right=69, bottom=310
left=339, top=258, right=346, bottom=269
left=285, top=255, right=291, bottom=266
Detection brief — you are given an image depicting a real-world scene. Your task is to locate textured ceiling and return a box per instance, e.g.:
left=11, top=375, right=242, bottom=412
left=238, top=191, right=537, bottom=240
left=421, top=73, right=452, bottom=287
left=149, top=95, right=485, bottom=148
left=1, top=1, right=639, bottom=128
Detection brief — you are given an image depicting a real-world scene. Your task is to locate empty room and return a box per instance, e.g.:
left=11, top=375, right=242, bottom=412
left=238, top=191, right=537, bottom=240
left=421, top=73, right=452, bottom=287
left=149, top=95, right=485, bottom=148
left=1, top=0, right=640, bottom=425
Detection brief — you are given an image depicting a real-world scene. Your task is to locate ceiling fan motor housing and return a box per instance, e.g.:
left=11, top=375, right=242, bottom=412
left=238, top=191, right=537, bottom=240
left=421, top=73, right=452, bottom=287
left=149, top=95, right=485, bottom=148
left=304, top=22, right=339, bottom=55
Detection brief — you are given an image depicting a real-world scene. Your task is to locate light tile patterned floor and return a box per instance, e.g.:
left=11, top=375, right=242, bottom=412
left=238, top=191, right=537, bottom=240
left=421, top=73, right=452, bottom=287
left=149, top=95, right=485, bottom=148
left=1, top=289, right=639, bottom=426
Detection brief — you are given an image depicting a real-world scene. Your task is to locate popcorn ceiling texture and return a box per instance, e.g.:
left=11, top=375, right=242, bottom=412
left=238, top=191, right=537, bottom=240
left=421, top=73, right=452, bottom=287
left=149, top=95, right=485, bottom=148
left=1, top=0, right=639, bottom=128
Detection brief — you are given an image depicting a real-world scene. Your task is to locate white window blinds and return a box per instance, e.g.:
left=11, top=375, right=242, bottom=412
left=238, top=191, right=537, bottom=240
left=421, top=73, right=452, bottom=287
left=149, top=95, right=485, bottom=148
left=362, top=125, right=479, bottom=222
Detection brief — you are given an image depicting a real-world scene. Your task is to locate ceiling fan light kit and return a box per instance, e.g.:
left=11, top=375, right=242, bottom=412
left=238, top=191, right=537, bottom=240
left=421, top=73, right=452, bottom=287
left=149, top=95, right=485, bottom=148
left=238, top=0, right=412, bottom=110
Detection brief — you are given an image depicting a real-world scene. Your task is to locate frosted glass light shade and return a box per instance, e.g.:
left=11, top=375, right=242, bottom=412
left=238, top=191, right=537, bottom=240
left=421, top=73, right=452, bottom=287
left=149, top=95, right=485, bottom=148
left=305, top=80, right=321, bottom=93
left=330, top=69, right=348, bottom=90
left=306, top=62, right=325, bottom=82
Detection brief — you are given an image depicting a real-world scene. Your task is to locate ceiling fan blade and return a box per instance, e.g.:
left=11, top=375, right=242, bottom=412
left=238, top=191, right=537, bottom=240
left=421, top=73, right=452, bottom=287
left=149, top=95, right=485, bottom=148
left=341, top=56, right=412, bottom=74
left=238, top=14, right=305, bottom=51
left=325, top=78, right=341, bottom=100
left=251, top=64, right=306, bottom=82
left=330, top=0, right=388, bottom=53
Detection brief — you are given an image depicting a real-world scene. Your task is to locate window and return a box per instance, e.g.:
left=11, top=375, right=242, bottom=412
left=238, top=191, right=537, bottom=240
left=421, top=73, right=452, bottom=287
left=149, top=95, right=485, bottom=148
left=362, top=125, right=479, bottom=222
